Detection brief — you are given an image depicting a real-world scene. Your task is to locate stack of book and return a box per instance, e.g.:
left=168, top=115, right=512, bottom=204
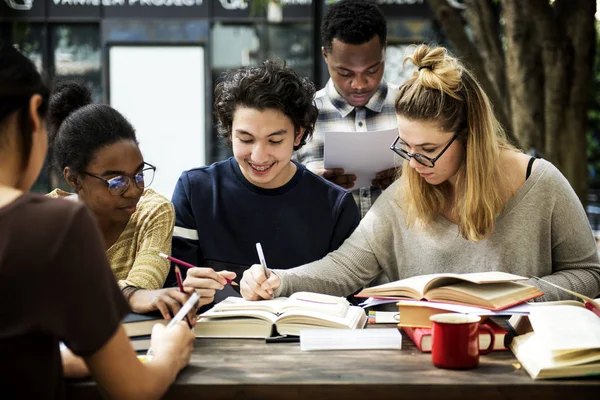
left=123, top=312, right=167, bottom=352
left=356, top=272, right=543, bottom=353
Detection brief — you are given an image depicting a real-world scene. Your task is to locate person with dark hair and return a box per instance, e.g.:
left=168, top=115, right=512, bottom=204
left=167, top=60, right=360, bottom=305
left=241, top=45, right=600, bottom=303
left=0, top=42, right=194, bottom=399
left=46, top=80, right=223, bottom=316
left=294, top=0, right=400, bottom=218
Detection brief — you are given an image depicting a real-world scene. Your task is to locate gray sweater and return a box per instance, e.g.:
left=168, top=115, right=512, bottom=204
left=275, top=159, right=600, bottom=301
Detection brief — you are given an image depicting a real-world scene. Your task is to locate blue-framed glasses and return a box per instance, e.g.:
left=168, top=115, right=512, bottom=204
left=390, top=135, right=458, bottom=168
left=83, top=162, right=156, bottom=196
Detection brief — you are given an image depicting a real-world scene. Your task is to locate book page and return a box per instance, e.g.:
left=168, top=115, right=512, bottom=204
left=198, top=308, right=279, bottom=324
left=276, top=306, right=367, bottom=335
left=528, top=305, right=600, bottom=352
left=281, top=292, right=350, bottom=318
left=358, top=274, right=450, bottom=298
left=210, top=296, right=289, bottom=314
left=357, top=272, right=528, bottom=299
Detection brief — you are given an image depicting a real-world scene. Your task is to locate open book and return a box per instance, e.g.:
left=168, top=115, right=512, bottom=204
left=356, top=271, right=543, bottom=310
left=509, top=303, right=600, bottom=380
left=195, top=292, right=368, bottom=338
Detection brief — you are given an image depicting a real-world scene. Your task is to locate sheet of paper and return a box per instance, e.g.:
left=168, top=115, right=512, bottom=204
left=324, top=128, right=400, bottom=188
left=528, top=305, right=600, bottom=352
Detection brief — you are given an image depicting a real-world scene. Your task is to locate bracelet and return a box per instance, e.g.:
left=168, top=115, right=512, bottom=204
left=121, top=285, right=141, bottom=301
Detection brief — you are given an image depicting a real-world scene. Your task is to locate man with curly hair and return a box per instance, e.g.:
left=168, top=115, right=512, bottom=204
left=295, top=0, right=400, bottom=218
left=166, top=60, right=360, bottom=305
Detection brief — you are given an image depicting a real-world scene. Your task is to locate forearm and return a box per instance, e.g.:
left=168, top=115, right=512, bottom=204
left=276, top=227, right=381, bottom=297
left=527, top=264, right=600, bottom=301
left=86, top=326, right=187, bottom=400
left=62, top=347, right=90, bottom=378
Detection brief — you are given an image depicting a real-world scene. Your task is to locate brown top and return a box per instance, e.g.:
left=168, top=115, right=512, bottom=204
left=0, top=193, right=130, bottom=399
left=48, top=188, right=175, bottom=289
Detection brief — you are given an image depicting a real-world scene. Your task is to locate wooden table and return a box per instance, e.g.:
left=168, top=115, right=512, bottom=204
left=67, top=325, right=600, bottom=400
left=66, top=326, right=600, bottom=400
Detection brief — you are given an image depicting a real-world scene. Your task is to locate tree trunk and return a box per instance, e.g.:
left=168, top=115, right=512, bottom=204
left=502, top=0, right=544, bottom=152
left=557, top=0, right=596, bottom=203
left=426, top=0, right=517, bottom=146
left=428, top=0, right=596, bottom=205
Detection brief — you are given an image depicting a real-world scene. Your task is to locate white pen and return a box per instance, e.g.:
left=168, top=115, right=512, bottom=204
left=146, top=291, right=200, bottom=357
left=255, top=242, right=270, bottom=278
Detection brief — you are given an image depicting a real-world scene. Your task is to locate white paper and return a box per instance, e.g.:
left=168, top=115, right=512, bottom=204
left=300, top=328, right=402, bottom=351
left=528, top=305, right=600, bottom=352
left=324, top=128, right=400, bottom=188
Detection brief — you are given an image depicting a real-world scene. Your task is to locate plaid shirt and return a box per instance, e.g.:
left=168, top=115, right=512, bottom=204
left=294, top=79, right=399, bottom=218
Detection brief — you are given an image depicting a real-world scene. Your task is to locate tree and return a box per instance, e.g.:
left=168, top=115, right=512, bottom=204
left=427, top=0, right=596, bottom=204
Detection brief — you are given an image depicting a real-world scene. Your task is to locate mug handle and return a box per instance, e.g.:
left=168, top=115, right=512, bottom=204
left=478, top=324, right=496, bottom=355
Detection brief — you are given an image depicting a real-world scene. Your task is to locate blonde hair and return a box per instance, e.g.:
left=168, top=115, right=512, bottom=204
left=395, top=45, right=515, bottom=241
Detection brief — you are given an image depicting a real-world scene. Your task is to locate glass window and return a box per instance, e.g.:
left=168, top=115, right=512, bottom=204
left=52, top=24, right=102, bottom=103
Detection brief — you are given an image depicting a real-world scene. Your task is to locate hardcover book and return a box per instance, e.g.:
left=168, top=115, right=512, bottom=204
left=123, top=312, right=166, bottom=337
left=195, top=292, right=368, bottom=338
left=402, top=319, right=509, bottom=353
left=356, top=271, right=543, bottom=310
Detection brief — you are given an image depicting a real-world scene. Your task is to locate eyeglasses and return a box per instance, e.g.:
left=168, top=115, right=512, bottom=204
left=390, top=134, right=458, bottom=168
left=83, top=162, right=156, bottom=196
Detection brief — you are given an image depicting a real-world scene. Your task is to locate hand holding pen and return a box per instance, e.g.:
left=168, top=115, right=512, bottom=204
left=159, top=253, right=237, bottom=307
left=239, top=243, right=281, bottom=301
left=147, top=292, right=200, bottom=357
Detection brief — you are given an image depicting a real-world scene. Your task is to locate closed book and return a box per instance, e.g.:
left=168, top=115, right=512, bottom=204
left=123, top=312, right=167, bottom=337
left=195, top=292, right=368, bottom=338
left=403, top=319, right=508, bottom=353
left=356, top=271, right=543, bottom=310
left=396, top=300, right=498, bottom=328
left=130, top=335, right=152, bottom=352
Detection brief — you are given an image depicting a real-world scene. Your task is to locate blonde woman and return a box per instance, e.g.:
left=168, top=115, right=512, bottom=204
left=240, top=44, right=600, bottom=302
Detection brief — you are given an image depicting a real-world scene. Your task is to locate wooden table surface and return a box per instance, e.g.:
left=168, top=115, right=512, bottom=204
left=66, top=325, right=600, bottom=400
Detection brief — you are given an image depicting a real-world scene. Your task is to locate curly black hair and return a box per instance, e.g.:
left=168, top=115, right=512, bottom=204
left=0, top=42, right=49, bottom=169
left=47, top=80, right=138, bottom=175
left=214, top=59, right=318, bottom=151
left=321, top=0, right=387, bottom=54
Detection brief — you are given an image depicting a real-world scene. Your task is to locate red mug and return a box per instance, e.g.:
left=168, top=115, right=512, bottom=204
left=429, top=313, right=495, bottom=369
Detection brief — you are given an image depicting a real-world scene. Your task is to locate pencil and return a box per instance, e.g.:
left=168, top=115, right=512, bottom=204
left=159, top=253, right=238, bottom=286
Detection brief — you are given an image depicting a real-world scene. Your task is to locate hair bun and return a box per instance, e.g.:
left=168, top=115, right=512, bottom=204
left=48, top=80, right=92, bottom=132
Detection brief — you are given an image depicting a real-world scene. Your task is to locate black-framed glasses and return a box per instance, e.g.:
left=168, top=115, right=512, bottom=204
left=390, top=134, right=458, bottom=168
left=83, top=162, right=156, bottom=196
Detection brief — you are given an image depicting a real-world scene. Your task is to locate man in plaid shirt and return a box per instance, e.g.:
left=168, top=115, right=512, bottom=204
left=294, top=0, right=400, bottom=218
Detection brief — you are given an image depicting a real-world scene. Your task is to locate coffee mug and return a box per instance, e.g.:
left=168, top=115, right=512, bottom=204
left=429, top=313, right=495, bottom=369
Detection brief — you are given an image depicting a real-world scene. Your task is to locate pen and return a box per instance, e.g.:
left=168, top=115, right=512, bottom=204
left=532, top=276, right=600, bottom=318
left=255, top=242, right=274, bottom=299
left=255, top=242, right=270, bottom=278
left=159, top=252, right=238, bottom=286
left=174, top=266, right=185, bottom=293
left=147, top=292, right=200, bottom=357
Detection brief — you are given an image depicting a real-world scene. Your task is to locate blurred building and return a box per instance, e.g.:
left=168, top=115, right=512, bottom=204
left=0, top=0, right=438, bottom=198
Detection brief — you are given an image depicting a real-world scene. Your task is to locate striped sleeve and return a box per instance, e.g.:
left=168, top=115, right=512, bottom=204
left=168, top=172, right=202, bottom=285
